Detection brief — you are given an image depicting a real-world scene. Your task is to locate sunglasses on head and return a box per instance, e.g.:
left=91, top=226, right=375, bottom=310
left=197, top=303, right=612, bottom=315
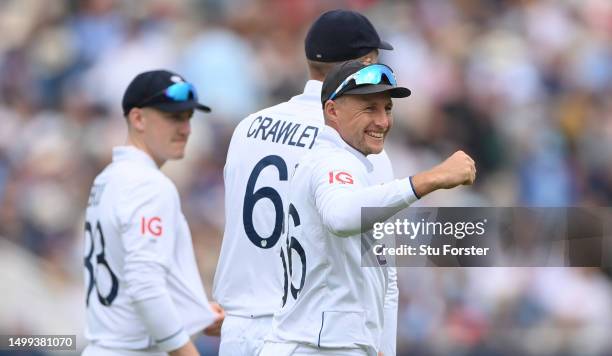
left=138, top=82, right=198, bottom=107
left=328, top=64, right=398, bottom=101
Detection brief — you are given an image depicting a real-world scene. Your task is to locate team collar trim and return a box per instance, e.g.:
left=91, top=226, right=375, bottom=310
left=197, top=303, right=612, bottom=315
left=320, top=126, right=373, bottom=171
left=112, top=146, right=158, bottom=169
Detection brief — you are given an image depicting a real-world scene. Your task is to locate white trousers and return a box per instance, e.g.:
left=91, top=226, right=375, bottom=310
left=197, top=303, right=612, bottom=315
left=259, top=341, right=370, bottom=356
left=82, top=344, right=166, bottom=356
left=218, top=314, right=273, bottom=356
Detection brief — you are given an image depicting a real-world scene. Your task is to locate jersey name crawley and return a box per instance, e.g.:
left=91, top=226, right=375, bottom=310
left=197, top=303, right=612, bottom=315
left=246, top=116, right=319, bottom=148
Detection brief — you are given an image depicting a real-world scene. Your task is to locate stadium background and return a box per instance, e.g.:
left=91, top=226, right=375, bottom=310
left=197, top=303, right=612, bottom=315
left=0, top=0, right=610, bottom=354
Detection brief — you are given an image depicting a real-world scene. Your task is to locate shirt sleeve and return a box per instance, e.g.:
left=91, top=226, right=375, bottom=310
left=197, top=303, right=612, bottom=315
left=116, top=177, right=190, bottom=351
left=311, top=154, right=418, bottom=237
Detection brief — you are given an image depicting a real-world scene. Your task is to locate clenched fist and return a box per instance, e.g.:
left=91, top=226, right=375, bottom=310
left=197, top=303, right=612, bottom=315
left=411, top=150, right=476, bottom=198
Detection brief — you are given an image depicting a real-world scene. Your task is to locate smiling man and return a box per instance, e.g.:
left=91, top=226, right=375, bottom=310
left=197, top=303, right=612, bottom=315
left=260, top=61, right=477, bottom=356
left=212, top=10, right=404, bottom=356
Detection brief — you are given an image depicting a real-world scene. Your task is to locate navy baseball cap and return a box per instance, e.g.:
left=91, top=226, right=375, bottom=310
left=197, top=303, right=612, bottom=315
left=321, top=61, right=411, bottom=104
left=122, top=70, right=211, bottom=116
left=305, top=9, right=393, bottom=62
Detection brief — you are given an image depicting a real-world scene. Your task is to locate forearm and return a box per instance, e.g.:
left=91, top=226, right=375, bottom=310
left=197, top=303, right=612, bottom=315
left=319, top=177, right=417, bottom=236
left=410, top=170, right=441, bottom=199
left=410, top=150, right=477, bottom=198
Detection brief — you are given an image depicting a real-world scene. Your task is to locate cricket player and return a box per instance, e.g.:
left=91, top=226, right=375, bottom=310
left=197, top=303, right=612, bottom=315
left=82, top=70, right=223, bottom=356
left=260, top=61, right=476, bottom=356
left=213, top=10, right=401, bottom=355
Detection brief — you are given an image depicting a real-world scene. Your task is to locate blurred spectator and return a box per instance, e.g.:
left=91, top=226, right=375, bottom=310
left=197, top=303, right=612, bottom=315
left=0, top=0, right=611, bottom=355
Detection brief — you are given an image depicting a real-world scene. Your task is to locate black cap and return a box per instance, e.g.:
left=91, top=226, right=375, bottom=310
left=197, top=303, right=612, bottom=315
left=321, top=61, right=411, bottom=105
left=305, top=9, right=393, bottom=62
left=122, top=70, right=211, bottom=116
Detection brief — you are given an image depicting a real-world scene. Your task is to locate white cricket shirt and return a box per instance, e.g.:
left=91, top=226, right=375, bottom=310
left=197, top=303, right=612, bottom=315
left=84, top=146, right=215, bottom=351
left=213, top=81, right=395, bottom=318
left=266, top=126, right=417, bottom=353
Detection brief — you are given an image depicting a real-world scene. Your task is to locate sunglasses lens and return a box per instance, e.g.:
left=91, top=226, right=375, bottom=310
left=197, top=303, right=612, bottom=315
left=165, top=83, right=197, bottom=101
left=330, top=65, right=397, bottom=100
left=354, top=65, right=397, bottom=86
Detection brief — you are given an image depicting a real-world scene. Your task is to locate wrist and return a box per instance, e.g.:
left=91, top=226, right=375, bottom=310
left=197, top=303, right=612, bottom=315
left=408, top=176, right=420, bottom=199
left=410, top=170, right=438, bottom=198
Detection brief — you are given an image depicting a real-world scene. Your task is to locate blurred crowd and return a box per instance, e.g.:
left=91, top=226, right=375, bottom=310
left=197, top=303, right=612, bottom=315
left=0, top=0, right=610, bottom=355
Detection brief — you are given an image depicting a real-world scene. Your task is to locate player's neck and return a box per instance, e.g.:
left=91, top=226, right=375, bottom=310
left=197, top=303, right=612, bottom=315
left=309, top=74, right=325, bottom=82
left=125, top=136, right=166, bottom=168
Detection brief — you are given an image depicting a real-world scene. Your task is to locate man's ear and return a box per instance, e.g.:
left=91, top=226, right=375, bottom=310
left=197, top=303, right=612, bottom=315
left=128, top=108, right=146, bottom=132
left=324, top=100, right=339, bottom=126
left=359, top=49, right=378, bottom=65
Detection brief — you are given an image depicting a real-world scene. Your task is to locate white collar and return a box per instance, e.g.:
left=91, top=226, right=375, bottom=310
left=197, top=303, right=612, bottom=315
left=318, top=126, right=373, bottom=172
left=289, top=80, right=323, bottom=105
left=112, top=146, right=158, bottom=169
left=303, top=80, right=322, bottom=95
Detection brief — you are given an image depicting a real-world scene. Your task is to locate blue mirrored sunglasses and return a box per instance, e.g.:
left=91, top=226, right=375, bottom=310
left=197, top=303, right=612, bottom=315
left=165, top=82, right=198, bottom=101
left=328, top=64, right=398, bottom=101
left=139, top=82, right=198, bottom=106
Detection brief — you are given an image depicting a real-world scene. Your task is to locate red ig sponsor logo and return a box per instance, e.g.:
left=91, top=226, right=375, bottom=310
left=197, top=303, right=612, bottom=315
left=141, top=216, right=163, bottom=237
left=328, top=171, right=354, bottom=184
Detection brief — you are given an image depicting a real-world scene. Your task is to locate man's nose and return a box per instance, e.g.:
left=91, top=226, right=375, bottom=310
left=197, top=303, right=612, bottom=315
left=179, top=120, right=191, bottom=135
left=374, top=110, right=390, bottom=129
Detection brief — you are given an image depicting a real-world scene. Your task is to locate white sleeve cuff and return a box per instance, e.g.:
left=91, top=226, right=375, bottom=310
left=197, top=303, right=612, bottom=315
left=397, top=177, right=419, bottom=205
left=133, top=294, right=190, bottom=352
left=155, top=327, right=190, bottom=352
